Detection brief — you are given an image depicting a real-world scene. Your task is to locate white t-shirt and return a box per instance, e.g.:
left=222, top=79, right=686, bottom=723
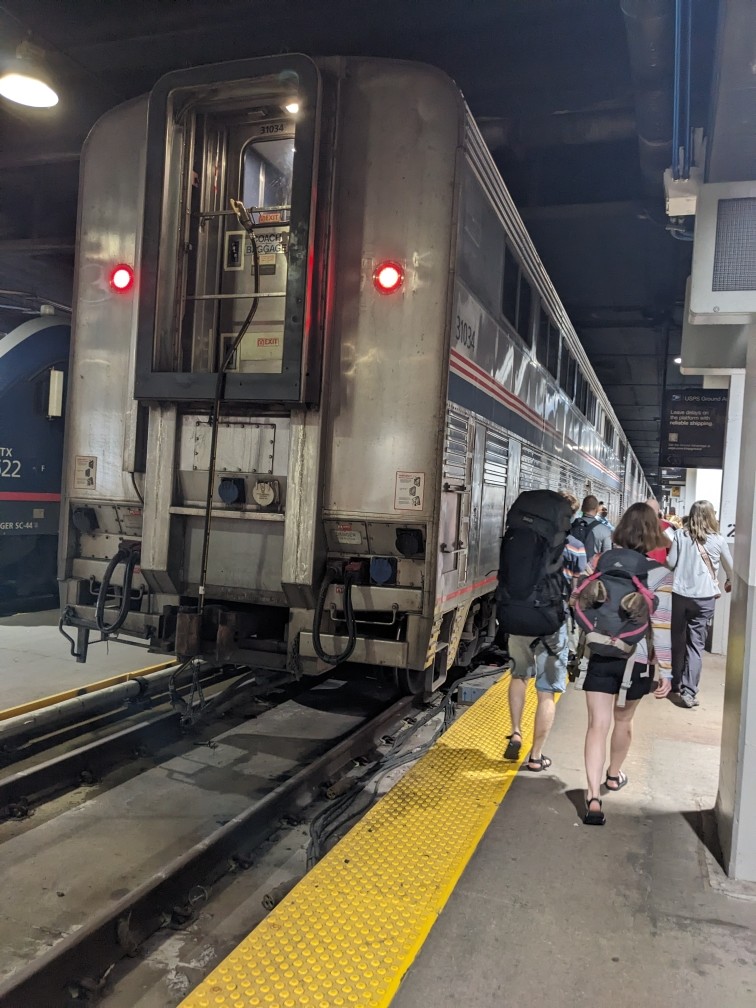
left=667, top=530, right=734, bottom=598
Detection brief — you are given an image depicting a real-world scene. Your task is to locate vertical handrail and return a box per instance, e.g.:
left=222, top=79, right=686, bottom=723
left=682, top=0, right=693, bottom=179
left=672, top=0, right=682, bottom=179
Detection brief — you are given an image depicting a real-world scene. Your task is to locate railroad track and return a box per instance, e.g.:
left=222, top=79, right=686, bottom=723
left=0, top=665, right=297, bottom=822
left=0, top=673, right=423, bottom=1007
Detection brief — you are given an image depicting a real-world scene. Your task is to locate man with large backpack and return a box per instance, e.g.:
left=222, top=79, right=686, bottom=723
left=495, top=489, right=575, bottom=771
left=571, top=495, right=612, bottom=561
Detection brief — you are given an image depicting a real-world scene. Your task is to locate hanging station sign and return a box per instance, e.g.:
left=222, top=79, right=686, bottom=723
left=660, top=388, right=728, bottom=469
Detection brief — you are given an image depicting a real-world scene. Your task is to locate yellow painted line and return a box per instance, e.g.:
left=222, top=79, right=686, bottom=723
left=0, top=661, right=175, bottom=722
left=180, top=672, right=545, bottom=1008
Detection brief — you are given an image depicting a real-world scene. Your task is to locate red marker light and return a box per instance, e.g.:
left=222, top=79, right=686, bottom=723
left=373, top=261, right=404, bottom=294
left=109, top=264, right=134, bottom=292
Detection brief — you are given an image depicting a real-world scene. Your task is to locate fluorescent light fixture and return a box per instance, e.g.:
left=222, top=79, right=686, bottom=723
left=0, top=42, right=58, bottom=109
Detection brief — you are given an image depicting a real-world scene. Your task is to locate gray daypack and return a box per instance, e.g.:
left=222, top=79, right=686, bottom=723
left=572, top=548, right=658, bottom=705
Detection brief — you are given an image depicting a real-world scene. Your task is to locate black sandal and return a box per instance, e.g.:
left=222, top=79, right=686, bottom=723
left=504, top=732, right=522, bottom=760
left=605, top=771, right=628, bottom=792
left=524, top=754, right=552, bottom=772
left=583, top=796, right=606, bottom=826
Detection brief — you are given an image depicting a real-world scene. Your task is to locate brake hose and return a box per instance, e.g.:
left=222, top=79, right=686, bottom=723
left=95, top=543, right=141, bottom=633
left=311, top=567, right=358, bottom=665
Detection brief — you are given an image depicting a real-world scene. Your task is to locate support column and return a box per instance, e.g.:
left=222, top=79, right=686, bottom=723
left=684, top=467, right=697, bottom=511
left=717, top=325, right=756, bottom=881
left=711, top=373, right=744, bottom=654
left=683, top=465, right=723, bottom=516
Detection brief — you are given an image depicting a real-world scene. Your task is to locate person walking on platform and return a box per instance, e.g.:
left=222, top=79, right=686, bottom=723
left=597, top=502, right=614, bottom=532
left=495, top=490, right=575, bottom=772
left=572, top=503, right=673, bottom=825
left=667, top=500, right=733, bottom=708
left=571, top=495, right=612, bottom=561
left=561, top=492, right=588, bottom=663
left=645, top=496, right=674, bottom=565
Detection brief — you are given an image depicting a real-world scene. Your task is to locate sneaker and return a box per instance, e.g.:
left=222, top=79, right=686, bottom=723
left=680, top=692, right=699, bottom=708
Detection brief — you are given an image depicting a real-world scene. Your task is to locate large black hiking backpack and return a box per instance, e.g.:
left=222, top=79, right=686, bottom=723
left=496, top=490, right=573, bottom=638
left=571, top=515, right=602, bottom=559
left=573, top=549, right=657, bottom=659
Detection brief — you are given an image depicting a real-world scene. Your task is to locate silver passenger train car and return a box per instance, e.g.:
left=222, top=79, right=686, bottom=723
left=59, top=55, right=649, bottom=691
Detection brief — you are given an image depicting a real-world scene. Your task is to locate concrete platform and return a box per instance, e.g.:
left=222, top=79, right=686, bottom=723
left=0, top=609, right=162, bottom=709
left=393, top=652, right=756, bottom=1007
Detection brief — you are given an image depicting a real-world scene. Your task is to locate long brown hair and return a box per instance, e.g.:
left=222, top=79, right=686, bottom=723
left=613, top=502, right=668, bottom=554
left=687, top=499, right=719, bottom=544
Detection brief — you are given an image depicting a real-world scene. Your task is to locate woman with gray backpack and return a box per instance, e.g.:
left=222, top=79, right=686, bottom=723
left=667, top=500, right=733, bottom=709
left=571, top=503, right=673, bottom=825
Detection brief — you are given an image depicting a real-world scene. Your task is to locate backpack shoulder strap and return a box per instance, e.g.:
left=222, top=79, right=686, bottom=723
left=694, top=538, right=717, bottom=582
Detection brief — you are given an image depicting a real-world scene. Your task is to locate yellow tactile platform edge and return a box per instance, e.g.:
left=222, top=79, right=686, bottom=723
left=180, top=673, right=539, bottom=1008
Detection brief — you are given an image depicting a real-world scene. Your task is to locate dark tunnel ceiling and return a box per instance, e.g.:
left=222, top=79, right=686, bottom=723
left=0, top=0, right=732, bottom=478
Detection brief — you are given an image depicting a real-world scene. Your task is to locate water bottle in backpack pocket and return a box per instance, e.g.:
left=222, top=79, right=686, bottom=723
left=573, top=549, right=657, bottom=658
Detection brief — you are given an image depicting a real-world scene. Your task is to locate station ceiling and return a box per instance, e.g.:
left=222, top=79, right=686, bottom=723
left=0, top=0, right=751, bottom=481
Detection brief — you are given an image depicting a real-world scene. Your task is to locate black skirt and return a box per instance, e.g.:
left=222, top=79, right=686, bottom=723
left=582, top=655, right=655, bottom=700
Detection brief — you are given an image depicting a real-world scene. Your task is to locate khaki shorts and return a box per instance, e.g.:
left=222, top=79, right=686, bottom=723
left=508, top=624, right=568, bottom=694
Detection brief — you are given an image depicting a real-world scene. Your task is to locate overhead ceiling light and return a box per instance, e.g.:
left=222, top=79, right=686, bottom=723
left=0, top=41, right=58, bottom=109
left=284, top=101, right=299, bottom=114
left=674, top=356, right=682, bottom=364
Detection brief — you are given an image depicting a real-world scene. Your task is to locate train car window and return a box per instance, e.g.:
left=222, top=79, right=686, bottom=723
left=559, top=341, right=570, bottom=392
left=568, top=351, right=578, bottom=400
left=458, top=170, right=505, bottom=310
left=576, top=370, right=588, bottom=414
left=517, top=274, right=533, bottom=345
left=546, top=323, right=560, bottom=380
left=242, top=138, right=294, bottom=208
left=586, top=388, right=596, bottom=425
left=502, top=245, right=519, bottom=331
left=535, top=303, right=548, bottom=364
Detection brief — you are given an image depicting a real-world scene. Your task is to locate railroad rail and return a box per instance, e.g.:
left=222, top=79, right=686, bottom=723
left=0, top=680, right=420, bottom=1008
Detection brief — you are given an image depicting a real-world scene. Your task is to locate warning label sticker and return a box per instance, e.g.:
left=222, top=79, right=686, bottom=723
left=394, top=471, right=425, bottom=511
left=336, top=529, right=363, bottom=545
left=74, top=455, right=97, bottom=490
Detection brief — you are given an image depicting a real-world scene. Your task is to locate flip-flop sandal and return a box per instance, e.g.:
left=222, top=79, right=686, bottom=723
left=583, top=796, right=605, bottom=825
left=605, top=771, right=628, bottom=791
left=503, top=732, right=522, bottom=760
left=524, top=754, right=552, bottom=772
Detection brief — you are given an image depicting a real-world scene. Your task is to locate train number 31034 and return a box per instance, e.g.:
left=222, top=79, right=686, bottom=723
left=455, top=315, right=476, bottom=351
